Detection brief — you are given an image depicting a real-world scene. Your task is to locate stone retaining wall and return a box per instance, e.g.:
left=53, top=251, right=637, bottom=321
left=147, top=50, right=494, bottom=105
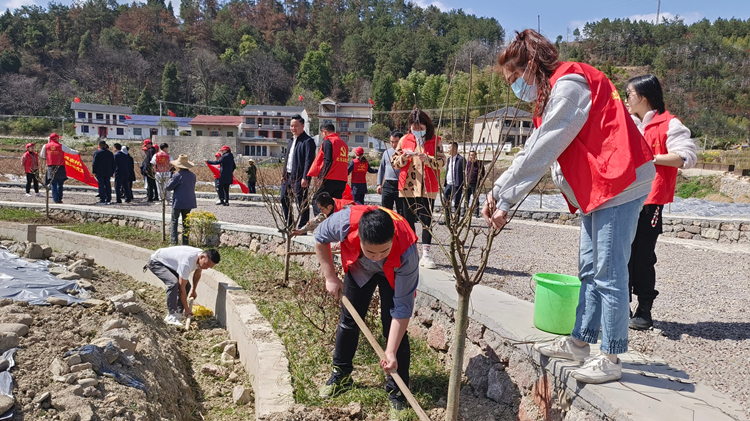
left=720, top=176, right=750, bottom=200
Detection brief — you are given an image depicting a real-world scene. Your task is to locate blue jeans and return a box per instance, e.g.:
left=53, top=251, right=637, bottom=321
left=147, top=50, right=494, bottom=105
left=50, top=179, right=64, bottom=203
left=571, top=195, right=647, bottom=355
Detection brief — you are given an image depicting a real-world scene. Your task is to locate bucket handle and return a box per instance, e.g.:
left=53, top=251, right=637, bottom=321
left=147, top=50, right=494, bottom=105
left=529, top=276, right=536, bottom=295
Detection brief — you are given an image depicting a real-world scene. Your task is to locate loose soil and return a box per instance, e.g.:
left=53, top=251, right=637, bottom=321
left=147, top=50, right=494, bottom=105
left=0, top=240, right=254, bottom=421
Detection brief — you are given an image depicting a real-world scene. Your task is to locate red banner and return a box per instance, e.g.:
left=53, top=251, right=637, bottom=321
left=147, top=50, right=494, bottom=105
left=64, top=152, right=98, bottom=188
left=206, top=163, right=249, bottom=194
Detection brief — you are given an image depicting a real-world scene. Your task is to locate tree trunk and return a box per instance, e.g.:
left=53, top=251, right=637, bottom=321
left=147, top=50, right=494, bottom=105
left=162, top=198, right=166, bottom=242
left=445, top=284, right=473, bottom=421
left=45, top=188, right=50, bottom=219
left=283, top=234, right=292, bottom=284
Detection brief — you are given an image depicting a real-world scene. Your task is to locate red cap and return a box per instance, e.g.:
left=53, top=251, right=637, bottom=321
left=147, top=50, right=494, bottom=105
left=25, top=143, right=35, bottom=149
left=215, top=152, right=222, bottom=158
left=220, top=145, right=231, bottom=151
left=48, top=133, right=60, bottom=142
left=143, top=139, right=152, bottom=145
left=142, top=146, right=149, bottom=151
left=354, top=147, right=364, bottom=155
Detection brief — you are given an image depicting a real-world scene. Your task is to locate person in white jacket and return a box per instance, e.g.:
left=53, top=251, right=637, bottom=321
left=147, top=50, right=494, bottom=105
left=624, top=74, right=696, bottom=331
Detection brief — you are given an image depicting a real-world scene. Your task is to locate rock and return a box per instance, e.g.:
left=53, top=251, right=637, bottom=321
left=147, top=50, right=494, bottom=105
left=220, top=351, right=235, bottom=367
left=60, top=412, right=79, bottom=421
left=49, top=267, right=67, bottom=276
left=232, top=386, right=252, bottom=405
left=345, top=402, right=363, bottom=419
left=81, top=299, right=106, bottom=308
left=101, top=319, right=129, bottom=333
left=69, top=363, right=93, bottom=373
left=0, top=323, right=29, bottom=337
left=0, top=333, right=19, bottom=353
left=68, top=260, right=94, bottom=279
left=486, top=365, right=520, bottom=405
left=114, top=302, right=142, bottom=315
left=211, top=340, right=236, bottom=352
left=227, top=372, right=240, bottom=383
left=50, top=358, right=70, bottom=376
left=25, top=243, right=44, bottom=259
left=464, top=354, right=494, bottom=397
left=275, top=245, right=286, bottom=256
left=41, top=246, right=53, bottom=259
left=0, top=359, right=9, bottom=372
left=249, top=239, right=260, bottom=252
left=200, top=363, right=226, bottom=378
left=100, top=328, right=139, bottom=353
left=427, top=322, right=450, bottom=351
left=0, top=395, right=13, bottom=414
left=65, top=355, right=82, bottom=366
left=46, top=296, right=69, bottom=306
left=82, top=386, right=100, bottom=398
left=223, top=343, right=237, bottom=358
left=109, top=291, right=135, bottom=303
left=33, top=391, right=51, bottom=406
left=57, top=273, right=81, bottom=281
left=77, top=379, right=98, bottom=388
left=83, top=256, right=95, bottom=266
left=0, top=299, right=12, bottom=307
left=136, top=289, right=146, bottom=295
left=507, top=352, right=539, bottom=390
left=76, top=369, right=97, bottom=380
left=1, top=313, right=33, bottom=327
left=76, top=280, right=94, bottom=291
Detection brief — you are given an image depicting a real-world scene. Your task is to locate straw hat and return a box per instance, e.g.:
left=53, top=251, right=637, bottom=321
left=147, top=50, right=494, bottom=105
left=248, top=158, right=255, bottom=163
left=171, top=154, right=195, bottom=169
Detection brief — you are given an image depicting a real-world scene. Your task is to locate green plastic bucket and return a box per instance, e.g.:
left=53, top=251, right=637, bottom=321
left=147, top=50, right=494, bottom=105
left=532, top=273, right=581, bottom=335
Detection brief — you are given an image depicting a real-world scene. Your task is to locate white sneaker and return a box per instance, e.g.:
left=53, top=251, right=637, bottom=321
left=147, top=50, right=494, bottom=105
left=535, top=336, right=591, bottom=362
left=35, top=193, right=42, bottom=197
left=25, top=193, right=31, bottom=197
left=571, top=354, right=622, bottom=384
left=215, top=200, right=223, bottom=205
left=419, top=254, right=437, bottom=269
left=164, top=313, right=183, bottom=326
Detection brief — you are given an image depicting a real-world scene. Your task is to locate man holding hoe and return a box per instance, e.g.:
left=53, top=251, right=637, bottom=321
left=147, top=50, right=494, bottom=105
left=314, top=205, right=419, bottom=418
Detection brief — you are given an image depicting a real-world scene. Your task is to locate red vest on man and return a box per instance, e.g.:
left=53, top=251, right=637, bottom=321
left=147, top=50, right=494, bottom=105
left=643, top=111, right=678, bottom=205
left=44, top=141, right=64, bottom=166
left=397, top=134, right=441, bottom=194
left=350, top=158, right=371, bottom=184
left=307, top=134, right=349, bottom=181
left=534, top=62, right=653, bottom=214
left=334, top=198, right=355, bottom=212
left=340, top=205, right=418, bottom=289
left=154, top=151, right=171, bottom=173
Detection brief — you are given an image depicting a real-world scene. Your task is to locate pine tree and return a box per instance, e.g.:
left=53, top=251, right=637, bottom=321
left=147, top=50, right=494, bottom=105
left=136, top=84, right=158, bottom=115
left=296, top=42, right=333, bottom=96
left=161, top=62, right=180, bottom=105
left=78, top=30, right=92, bottom=59
left=372, top=71, right=395, bottom=112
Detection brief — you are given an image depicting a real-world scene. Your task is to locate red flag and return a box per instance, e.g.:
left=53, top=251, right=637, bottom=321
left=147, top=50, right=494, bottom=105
left=241, top=99, right=246, bottom=105
left=64, top=152, right=98, bottom=188
left=342, top=184, right=353, bottom=201
left=368, top=98, right=374, bottom=105
left=167, top=110, right=176, bottom=117
left=298, top=95, right=303, bottom=102
left=206, top=163, right=249, bottom=194
left=124, top=115, right=132, bottom=120
left=74, top=97, right=81, bottom=103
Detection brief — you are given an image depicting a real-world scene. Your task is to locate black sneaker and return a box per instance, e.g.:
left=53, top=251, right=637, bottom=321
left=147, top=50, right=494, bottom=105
left=318, top=369, right=353, bottom=399
left=388, top=391, right=407, bottom=420
left=629, top=300, right=653, bottom=330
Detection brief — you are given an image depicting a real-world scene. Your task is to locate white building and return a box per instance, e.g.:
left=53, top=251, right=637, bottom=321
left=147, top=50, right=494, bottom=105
left=71, top=102, right=133, bottom=139
left=238, top=105, right=310, bottom=158
left=472, top=107, right=534, bottom=150
left=318, top=98, right=384, bottom=150
left=125, top=115, right=193, bottom=140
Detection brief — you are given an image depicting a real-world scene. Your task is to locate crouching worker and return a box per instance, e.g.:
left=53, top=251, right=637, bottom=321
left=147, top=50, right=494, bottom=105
left=145, top=246, right=221, bottom=326
left=315, top=206, right=419, bottom=418
left=292, top=192, right=355, bottom=236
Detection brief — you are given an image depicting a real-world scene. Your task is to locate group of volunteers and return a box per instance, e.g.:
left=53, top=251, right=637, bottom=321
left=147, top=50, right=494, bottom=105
left=24, top=28, right=696, bottom=417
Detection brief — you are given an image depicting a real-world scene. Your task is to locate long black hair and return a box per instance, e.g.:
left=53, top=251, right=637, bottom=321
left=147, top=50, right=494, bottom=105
left=627, top=74, right=666, bottom=114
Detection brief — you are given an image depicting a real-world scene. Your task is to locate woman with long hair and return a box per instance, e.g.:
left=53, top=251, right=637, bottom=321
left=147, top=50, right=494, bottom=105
left=625, top=74, right=696, bottom=330
left=484, top=29, right=656, bottom=384
left=391, top=108, right=446, bottom=269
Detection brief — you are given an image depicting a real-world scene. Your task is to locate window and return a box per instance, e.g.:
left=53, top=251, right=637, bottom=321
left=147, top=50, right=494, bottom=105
left=227, top=131, right=234, bottom=137
left=245, top=130, right=255, bottom=138
left=355, top=135, right=365, bottom=143
left=522, top=121, right=531, bottom=128
left=259, top=130, right=269, bottom=138
left=133, top=128, right=142, bottom=136
left=209, top=131, right=220, bottom=137
left=262, top=112, right=267, bottom=116
left=105, top=114, right=110, bottom=120
left=340, top=135, right=348, bottom=143
left=119, top=115, right=125, bottom=121
left=244, top=145, right=250, bottom=155
left=273, top=131, right=282, bottom=139
left=271, top=118, right=278, bottom=126
left=263, top=118, right=270, bottom=125
left=77, top=112, right=85, bottom=119
left=96, top=113, right=104, bottom=120
left=167, top=129, right=175, bottom=136
left=250, top=145, right=256, bottom=155
left=279, top=118, right=284, bottom=126
left=355, top=121, right=365, bottom=129
left=340, top=120, right=349, bottom=130
left=116, top=128, right=124, bottom=135
left=276, top=112, right=281, bottom=116
left=262, top=146, right=267, bottom=156
left=196, top=130, right=203, bottom=136
left=245, top=117, right=255, bottom=125
left=88, top=113, right=92, bottom=119
left=286, top=132, right=293, bottom=139
left=82, top=125, right=89, bottom=133
left=504, top=120, right=512, bottom=127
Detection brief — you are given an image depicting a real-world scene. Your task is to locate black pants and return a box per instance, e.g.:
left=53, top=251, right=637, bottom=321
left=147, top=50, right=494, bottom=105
left=146, top=175, right=158, bottom=201
left=247, top=182, right=256, bottom=194
left=218, top=183, right=231, bottom=204
left=402, top=196, right=434, bottom=244
left=280, top=176, right=310, bottom=230
left=170, top=208, right=191, bottom=245
left=466, top=184, right=479, bottom=216
left=333, top=273, right=410, bottom=396
left=97, top=175, right=112, bottom=203
left=351, top=183, right=367, bottom=205
left=115, top=177, right=132, bottom=202
left=25, top=173, right=38, bottom=194
left=443, top=184, right=463, bottom=213
left=148, top=260, right=191, bottom=315
left=628, top=204, right=663, bottom=303
left=381, top=180, right=400, bottom=211
left=313, top=179, right=347, bottom=215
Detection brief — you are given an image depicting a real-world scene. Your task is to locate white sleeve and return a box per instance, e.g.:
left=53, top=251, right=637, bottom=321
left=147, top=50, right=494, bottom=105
left=61, top=144, right=79, bottom=154
left=151, top=155, right=157, bottom=165
left=665, top=118, right=696, bottom=169
left=39, top=146, right=46, bottom=159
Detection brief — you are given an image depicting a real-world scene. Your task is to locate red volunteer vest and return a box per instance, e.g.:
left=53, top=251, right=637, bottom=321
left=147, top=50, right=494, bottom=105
left=340, top=206, right=418, bottom=289
left=22, top=151, right=39, bottom=173
left=307, top=134, right=349, bottom=181
left=44, top=141, right=64, bottom=166
left=643, top=111, right=678, bottom=205
left=397, top=134, right=441, bottom=194
left=154, top=151, right=171, bottom=173
left=350, top=158, right=370, bottom=184
left=534, top=62, right=653, bottom=214
left=334, top=198, right=355, bottom=212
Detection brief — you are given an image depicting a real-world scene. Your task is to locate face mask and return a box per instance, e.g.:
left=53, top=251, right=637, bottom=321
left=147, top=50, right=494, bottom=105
left=413, top=130, right=426, bottom=145
left=511, top=68, right=538, bottom=102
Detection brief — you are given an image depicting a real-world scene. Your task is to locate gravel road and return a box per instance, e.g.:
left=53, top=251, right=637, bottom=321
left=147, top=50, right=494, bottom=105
left=2, top=187, right=749, bottom=415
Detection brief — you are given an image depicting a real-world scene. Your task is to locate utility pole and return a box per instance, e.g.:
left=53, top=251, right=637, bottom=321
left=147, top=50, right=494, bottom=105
left=538, top=15, right=541, bottom=32
left=656, top=0, right=661, bottom=24
left=158, top=100, right=163, bottom=136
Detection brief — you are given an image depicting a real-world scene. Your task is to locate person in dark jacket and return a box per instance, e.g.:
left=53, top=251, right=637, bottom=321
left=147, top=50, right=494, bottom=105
left=206, top=145, right=236, bottom=206
left=443, top=141, right=465, bottom=216
left=124, top=146, right=136, bottom=201
left=113, top=143, right=132, bottom=203
left=281, top=114, right=316, bottom=230
left=465, top=150, right=485, bottom=217
left=166, top=155, right=198, bottom=245
left=245, top=158, right=257, bottom=194
left=141, top=139, right=158, bottom=201
left=92, top=140, right=115, bottom=204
